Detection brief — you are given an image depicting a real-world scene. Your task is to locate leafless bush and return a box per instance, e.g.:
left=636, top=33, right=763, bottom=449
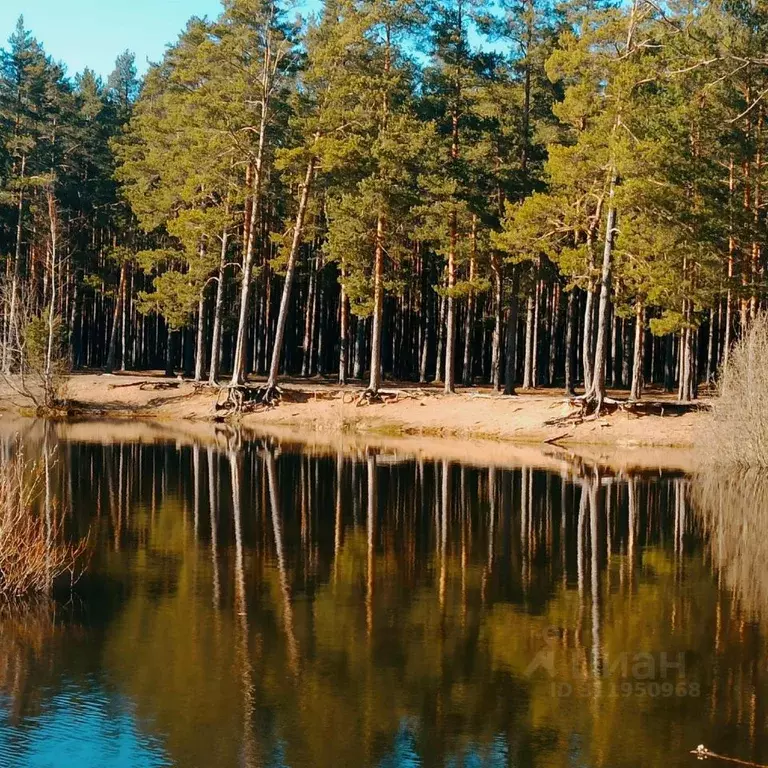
left=0, top=444, right=87, bottom=598
left=0, top=284, right=69, bottom=415
left=693, top=470, right=768, bottom=620
left=702, top=313, right=768, bottom=466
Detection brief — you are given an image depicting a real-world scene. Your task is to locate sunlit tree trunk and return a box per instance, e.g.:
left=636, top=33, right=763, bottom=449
left=368, top=214, right=385, bottom=395
left=630, top=302, right=644, bottom=401
left=585, top=172, right=617, bottom=411
left=491, top=254, right=503, bottom=391
left=208, top=220, right=230, bottom=385
left=503, top=267, right=519, bottom=396
left=265, top=155, right=317, bottom=395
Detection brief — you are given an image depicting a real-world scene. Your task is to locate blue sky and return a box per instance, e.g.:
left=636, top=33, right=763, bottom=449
left=0, top=0, right=225, bottom=79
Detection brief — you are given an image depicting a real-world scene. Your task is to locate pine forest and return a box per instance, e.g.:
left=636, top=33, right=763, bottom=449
left=1, top=0, right=767, bottom=408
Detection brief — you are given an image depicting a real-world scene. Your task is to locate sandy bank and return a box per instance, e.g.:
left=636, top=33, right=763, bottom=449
left=0, top=372, right=706, bottom=471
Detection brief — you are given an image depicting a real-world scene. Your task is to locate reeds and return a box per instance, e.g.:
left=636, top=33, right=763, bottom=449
left=703, top=313, right=768, bottom=467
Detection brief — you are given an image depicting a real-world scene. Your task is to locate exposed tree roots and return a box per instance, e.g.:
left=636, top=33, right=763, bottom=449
left=255, top=384, right=282, bottom=407
left=215, top=383, right=286, bottom=416
left=545, top=394, right=707, bottom=427
left=356, top=388, right=385, bottom=406
left=215, top=385, right=251, bottom=415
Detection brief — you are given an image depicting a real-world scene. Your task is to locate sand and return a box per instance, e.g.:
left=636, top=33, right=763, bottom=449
left=0, top=372, right=705, bottom=471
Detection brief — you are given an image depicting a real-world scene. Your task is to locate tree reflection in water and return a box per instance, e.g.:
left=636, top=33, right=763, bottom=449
left=0, top=429, right=766, bottom=768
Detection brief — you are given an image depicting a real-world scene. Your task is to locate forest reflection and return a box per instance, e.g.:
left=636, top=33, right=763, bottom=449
left=1, top=432, right=767, bottom=768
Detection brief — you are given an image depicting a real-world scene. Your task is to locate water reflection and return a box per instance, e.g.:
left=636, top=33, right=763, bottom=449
left=0, top=428, right=766, bottom=768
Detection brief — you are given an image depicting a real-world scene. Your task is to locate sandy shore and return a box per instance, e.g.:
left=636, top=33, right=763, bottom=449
left=0, top=372, right=706, bottom=471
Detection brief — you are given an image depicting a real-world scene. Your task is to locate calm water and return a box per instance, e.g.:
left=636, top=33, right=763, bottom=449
left=0, top=424, right=765, bottom=768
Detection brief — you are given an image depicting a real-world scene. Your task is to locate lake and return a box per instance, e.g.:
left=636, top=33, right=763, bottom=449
left=0, top=422, right=764, bottom=768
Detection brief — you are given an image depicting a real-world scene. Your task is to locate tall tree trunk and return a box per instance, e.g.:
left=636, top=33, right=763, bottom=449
left=582, top=281, right=595, bottom=393
left=165, top=326, right=176, bottom=378
left=44, top=189, right=58, bottom=410
left=532, top=280, right=541, bottom=386
left=491, top=254, right=503, bottom=391
left=434, top=295, right=446, bottom=384
left=194, top=287, right=206, bottom=382
left=444, top=223, right=457, bottom=394
left=354, top=317, right=365, bottom=380
left=105, top=260, right=127, bottom=374
left=444, top=29, right=461, bottom=395
left=629, top=302, right=644, bottom=401
left=339, top=279, right=348, bottom=385
left=419, top=268, right=431, bottom=384
left=462, top=219, right=477, bottom=386
left=209, top=220, right=230, bottom=385
left=705, top=307, right=715, bottom=385
left=564, top=289, right=576, bottom=395
left=621, top=318, right=631, bottom=387
left=523, top=291, right=535, bottom=389
left=368, top=213, right=386, bottom=395
left=585, top=173, right=617, bottom=412
left=302, top=252, right=317, bottom=377
left=231, top=164, right=262, bottom=385
left=503, top=267, right=520, bottom=396
left=548, top=282, right=560, bottom=386
left=265, top=156, right=317, bottom=394
left=120, top=266, right=129, bottom=371
left=3, top=155, right=25, bottom=375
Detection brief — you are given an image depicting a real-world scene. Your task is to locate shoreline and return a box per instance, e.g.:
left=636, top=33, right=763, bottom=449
left=0, top=372, right=706, bottom=472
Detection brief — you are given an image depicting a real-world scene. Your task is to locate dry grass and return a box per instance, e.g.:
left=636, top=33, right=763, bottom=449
left=693, top=470, right=768, bottom=620
left=703, top=313, right=768, bottom=466
left=0, top=445, right=88, bottom=598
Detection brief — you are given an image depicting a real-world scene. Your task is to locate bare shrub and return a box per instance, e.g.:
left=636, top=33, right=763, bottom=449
left=693, top=470, right=768, bottom=620
left=0, top=284, right=69, bottom=415
left=702, top=312, right=768, bottom=466
left=0, top=444, right=87, bottom=598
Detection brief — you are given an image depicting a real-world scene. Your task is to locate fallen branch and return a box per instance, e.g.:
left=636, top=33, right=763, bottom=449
left=691, top=745, right=768, bottom=767
left=543, top=432, right=573, bottom=445
left=106, top=380, right=180, bottom=391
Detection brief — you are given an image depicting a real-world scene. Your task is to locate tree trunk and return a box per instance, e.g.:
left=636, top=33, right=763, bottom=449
left=339, top=280, right=348, bottom=385
left=208, top=220, right=229, bottom=385
left=503, top=267, right=520, bottom=396
left=120, top=266, right=129, bottom=371
left=433, top=295, right=446, bottom=384
left=354, top=317, right=365, bottom=380
left=44, top=189, right=58, bottom=409
left=629, top=302, right=644, bottom=401
left=564, top=289, right=576, bottom=395
left=231, top=163, right=263, bottom=385
left=194, top=287, right=206, bottom=382
left=585, top=173, right=617, bottom=412
left=462, top=220, right=477, bottom=386
left=548, top=282, right=560, bottom=386
left=444, top=221, right=457, bottom=394
left=369, top=212, right=386, bottom=395
left=105, top=260, right=127, bottom=374
left=165, top=326, right=176, bottom=378
left=419, top=273, right=431, bottom=384
left=491, top=254, right=503, bottom=391
left=523, top=291, right=534, bottom=389
left=3, top=155, right=25, bottom=375
left=265, top=155, right=317, bottom=393
left=302, top=252, right=317, bottom=377
left=705, top=307, right=715, bottom=385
